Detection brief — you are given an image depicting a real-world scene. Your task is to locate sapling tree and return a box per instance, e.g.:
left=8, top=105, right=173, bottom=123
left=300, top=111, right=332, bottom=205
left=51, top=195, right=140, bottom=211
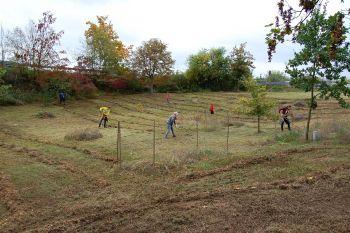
left=239, top=78, right=275, bottom=133
left=286, top=7, right=350, bottom=140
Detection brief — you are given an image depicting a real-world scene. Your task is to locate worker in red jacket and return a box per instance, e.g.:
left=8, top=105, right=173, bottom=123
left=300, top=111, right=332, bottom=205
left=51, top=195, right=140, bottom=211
left=279, top=105, right=292, bottom=131
left=210, top=103, right=215, bottom=114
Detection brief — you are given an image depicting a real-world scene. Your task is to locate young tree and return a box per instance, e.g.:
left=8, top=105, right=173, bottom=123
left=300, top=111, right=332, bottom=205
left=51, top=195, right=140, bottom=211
left=186, top=47, right=231, bottom=91
left=229, top=43, right=255, bottom=91
left=6, top=11, right=68, bottom=69
left=83, top=16, right=129, bottom=74
left=130, top=38, right=174, bottom=93
left=266, top=0, right=347, bottom=61
left=286, top=7, right=350, bottom=140
left=238, top=78, right=275, bottom=133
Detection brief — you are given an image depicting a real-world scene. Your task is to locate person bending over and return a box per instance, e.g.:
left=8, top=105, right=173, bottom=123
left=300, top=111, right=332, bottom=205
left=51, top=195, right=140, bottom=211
left=164, top=112, right=178, bottom=138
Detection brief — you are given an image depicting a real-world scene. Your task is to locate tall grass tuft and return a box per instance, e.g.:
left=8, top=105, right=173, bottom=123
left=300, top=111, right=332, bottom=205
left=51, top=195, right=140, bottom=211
left=64, top=128, right=103, bottom=141
left=36, top=112, right=56, bottom=119
left=275, top=130, right=302, bottom=143
left=312, top=119, right=350, bottom=144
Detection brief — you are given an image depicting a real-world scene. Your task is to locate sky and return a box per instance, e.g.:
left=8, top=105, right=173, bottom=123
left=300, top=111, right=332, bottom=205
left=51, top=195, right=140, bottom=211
left=0, top=0, right=348, bottom=77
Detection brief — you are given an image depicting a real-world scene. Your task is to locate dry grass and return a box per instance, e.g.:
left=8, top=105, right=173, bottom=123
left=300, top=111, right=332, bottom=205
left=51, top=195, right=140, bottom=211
left=35, top=111, right=56, bottom=119
left=64, top=128, right=103, bottom=141
left=0, top=92, right=350, bottom=232
left=312, top=118, right=350, bottom=144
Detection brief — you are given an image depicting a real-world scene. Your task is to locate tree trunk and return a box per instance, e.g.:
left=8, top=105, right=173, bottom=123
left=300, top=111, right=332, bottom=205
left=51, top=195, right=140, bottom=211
left=150, top=77, right=154, bottom=94
left=258, top=115, right=261, bottom=133
left=305, top=87, right=314, bottom=141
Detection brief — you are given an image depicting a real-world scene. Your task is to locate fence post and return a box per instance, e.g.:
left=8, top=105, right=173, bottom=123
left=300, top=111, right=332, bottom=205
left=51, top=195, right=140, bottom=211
left=118, top=121, right=121, bottom=167
left=196, top=120, right=199, bottom=153
left=116, top=124, right=119, bottom=164
left=226, top=112, right=230, bottom=155
left=204, top=109, right=207, bottom=130
left=153, top=119, right=156, bottom=166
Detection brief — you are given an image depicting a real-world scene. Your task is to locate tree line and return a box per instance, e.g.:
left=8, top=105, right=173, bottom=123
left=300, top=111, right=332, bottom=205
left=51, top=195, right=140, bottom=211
left=0, top=12, right=256, bottom=94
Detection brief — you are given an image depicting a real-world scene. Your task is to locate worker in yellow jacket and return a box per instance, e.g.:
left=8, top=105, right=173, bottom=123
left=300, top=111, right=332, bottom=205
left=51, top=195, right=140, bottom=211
left=99, top=106, right=111, bottom=128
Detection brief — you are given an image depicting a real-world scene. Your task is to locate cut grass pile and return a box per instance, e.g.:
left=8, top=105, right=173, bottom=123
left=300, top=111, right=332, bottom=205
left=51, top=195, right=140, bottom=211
left=64, top=128, right=103, bottom=141
left=35, top=111, right=56, bottom=119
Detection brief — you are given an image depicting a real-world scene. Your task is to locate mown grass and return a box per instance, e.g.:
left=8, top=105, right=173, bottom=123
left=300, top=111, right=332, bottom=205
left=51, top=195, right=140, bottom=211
left=0, top=148, right=78, bottom=199
left=0, top=91, right=349, bottom=232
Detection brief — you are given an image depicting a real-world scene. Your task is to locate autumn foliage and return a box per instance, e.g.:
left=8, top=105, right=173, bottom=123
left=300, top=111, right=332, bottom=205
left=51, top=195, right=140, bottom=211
left=83, top=16, right=130, bottom=74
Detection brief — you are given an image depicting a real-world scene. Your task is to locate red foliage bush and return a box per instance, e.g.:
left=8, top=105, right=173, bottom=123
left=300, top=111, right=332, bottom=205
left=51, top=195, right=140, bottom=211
left=110, top=78, right=128, bottom=90
left=68, top=72, right=97, bottom=97
left=34, top=71, right=97, bottom=97
left=35, top=71, right=68, bottom=90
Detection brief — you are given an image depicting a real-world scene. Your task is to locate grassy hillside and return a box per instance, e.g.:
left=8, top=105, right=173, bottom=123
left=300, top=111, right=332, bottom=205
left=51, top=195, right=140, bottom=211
left=0, top=92, right=349, bottom=232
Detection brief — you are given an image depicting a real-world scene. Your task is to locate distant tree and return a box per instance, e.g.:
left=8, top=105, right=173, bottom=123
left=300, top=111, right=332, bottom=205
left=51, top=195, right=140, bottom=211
left=171, top=71, right=189, bottom=91
left=239, top=78, right=275, bottom=133
left=186, top=47, right=231, bottom=91
left=286, top=7, right=350, bottom=140
left=265, top=70, right=289, bottom=82
left=83, top=16, right=129, bottom=74
left=266, top=0, right=347, bottom=61
left=130, top=38, right=174, bottom=93
left=186, top=49, right=211, bottom=90
left=6, top=11, right=68, bottom=70
left=229, top=43, right=255, bottom=91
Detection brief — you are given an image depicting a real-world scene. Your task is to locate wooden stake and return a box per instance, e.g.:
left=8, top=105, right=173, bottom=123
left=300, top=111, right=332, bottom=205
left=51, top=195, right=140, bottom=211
left=196, top=121, right=199, bottom=152
left=118, top=121, right=121, bottom=167
left=204, top=109, right=207, bottom=130
left=116, top=123, right=119, bottom=163
left=153, top=119, right=156, bottom=166
left=227, top=112, right=229, bottom=155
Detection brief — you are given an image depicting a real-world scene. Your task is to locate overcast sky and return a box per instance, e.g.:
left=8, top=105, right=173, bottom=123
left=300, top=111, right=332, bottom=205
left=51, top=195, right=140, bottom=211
left=0, top=0, right=348, bottom=76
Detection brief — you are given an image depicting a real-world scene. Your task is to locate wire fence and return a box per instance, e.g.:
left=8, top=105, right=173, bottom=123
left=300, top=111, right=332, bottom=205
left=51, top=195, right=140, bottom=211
left=111, top=111, right=275, bottom=167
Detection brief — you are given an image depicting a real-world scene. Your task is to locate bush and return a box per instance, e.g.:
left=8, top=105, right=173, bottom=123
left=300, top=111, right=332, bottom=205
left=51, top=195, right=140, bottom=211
left=36, top=71, right=72, bottom=94
left=2, top=65, right=36, bottom=90
left=154, top=76, right=178, bottom=93
left=64, top=128, right=103, bottom=141
left=275, top=130, right=302, bottom=143
left=126, top=76, right=147, bottom=92
left=0, top=85, right=23, bottom=105
left=110, top=78, right=129, bottom=90
left=171, top=72, right=189, bottom=92
left=69, top=73, right=98, bottom=98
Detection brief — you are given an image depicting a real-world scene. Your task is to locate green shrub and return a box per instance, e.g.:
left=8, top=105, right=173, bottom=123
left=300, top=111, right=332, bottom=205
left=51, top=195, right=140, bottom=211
left=171, top=72, right=189, bottom=92
left=275, top=130, right=302, bottom=143
left=0, top=85, right=23, bottom=106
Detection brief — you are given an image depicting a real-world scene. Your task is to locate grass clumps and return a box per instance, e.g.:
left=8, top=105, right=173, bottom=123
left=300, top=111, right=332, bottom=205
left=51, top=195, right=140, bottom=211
left=36, top=112, right=56, bottom=119
left=64, top=128, right=103, bottom=141
left=313, top=119, right=350, bottom=144
left=275, top=130, right=302, bottom=143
